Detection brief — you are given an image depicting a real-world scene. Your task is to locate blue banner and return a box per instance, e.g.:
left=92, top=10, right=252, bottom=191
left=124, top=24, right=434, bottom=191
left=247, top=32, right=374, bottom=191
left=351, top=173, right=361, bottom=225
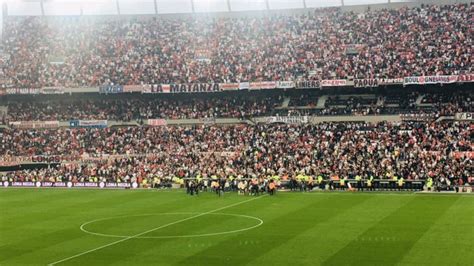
left=99, top=85, right=123, bottom=94
left=69, top=120, right=107, bottom=128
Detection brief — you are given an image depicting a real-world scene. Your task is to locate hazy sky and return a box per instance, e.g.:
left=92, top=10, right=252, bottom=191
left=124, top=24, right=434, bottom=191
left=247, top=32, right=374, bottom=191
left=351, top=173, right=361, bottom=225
left=4, top=0, right=411, bottom=16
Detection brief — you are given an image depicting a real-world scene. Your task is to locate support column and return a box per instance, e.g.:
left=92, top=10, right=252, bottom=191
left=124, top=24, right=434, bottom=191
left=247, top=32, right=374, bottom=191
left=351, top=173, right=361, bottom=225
left=116, top=0, right=120, bottom=15
left=40, top=0, right=45, bottom=16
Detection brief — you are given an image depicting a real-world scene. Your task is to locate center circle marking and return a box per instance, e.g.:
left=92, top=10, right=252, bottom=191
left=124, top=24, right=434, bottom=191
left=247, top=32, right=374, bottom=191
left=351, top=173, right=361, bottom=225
left=80, top=212, right=263, bottom=239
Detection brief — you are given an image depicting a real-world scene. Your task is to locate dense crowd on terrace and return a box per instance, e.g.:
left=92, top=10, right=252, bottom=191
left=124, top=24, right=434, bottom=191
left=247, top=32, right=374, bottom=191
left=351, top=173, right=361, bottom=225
left=2, top=4, right=472, bottom=88
left=4, top=95, right=282, bottom=121
left=2, top=90, right=472, bottom=122
left=1, top=122, right=472, bottom=186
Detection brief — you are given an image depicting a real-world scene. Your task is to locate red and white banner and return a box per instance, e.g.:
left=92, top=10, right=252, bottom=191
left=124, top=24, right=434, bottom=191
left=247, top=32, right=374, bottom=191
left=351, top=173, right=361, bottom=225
left=452, top=151, right=474, bottom=159
left=249, top=81, right=277, bottom=90
left=219, top=83, right=239, bottom=91
left=379, top=78, right=404, bottom=85
left=320, top=80, right=348, bottom=87
left=457, top=74, right=474, bottom=83
left=403, top=75, right=458, bottom=85
left=148, top=119, right=167, bottom=126
left=123, top=85, right=146, bottom=93
left=10, top=121, right=59, bottom=129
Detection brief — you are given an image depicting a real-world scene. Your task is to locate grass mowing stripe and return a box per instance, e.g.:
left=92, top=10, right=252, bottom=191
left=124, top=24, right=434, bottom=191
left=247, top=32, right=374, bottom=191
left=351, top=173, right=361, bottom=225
left=322, top=195, right=459, bottom=266
left=1, top=190, right=472, bottom=265
left=0, top=192, right=189, bottom=263
left=0, top=189, right=182, bottom=233
left=252, top=193, right=414, bottom=265
left=176, top=193, right=370, bottom=265
left=47, top=195, right=266, bottom=265
left=396, top=196, right=474, bottom=266
left=0, top=191, right=202, bottom=265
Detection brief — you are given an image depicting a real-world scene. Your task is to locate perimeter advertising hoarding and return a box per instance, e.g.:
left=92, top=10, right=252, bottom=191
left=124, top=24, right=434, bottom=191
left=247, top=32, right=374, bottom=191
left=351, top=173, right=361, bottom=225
left=2, top=181, right=138, bottom=189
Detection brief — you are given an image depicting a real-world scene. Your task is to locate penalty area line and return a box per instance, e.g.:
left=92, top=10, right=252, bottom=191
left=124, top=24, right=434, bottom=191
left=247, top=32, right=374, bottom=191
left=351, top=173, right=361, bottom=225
left=48, top=195, right=266, bottom=265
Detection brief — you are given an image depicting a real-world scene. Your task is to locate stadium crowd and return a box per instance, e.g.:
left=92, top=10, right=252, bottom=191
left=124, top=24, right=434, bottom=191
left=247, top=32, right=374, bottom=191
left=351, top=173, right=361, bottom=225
left=4, top=95, right=282, bottom=121
left=2, top=90, right=472, bottom=121
left=1, top=122, right=471, bottom=187
left=2, top=4, right=472, bottom=88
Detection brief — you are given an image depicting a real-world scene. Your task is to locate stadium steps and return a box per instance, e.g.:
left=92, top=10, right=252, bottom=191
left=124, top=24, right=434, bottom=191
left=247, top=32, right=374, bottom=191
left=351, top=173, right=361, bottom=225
left=376, top=96, right=384, bottom=107
left=316, top=95, right=327, bottom=109
left=281, top=97, right=291, bottom=108
left=416, top=95, right=425, bottom=106
left=416, top=95, right=435, bottom=107
left=0, top=105, right=7, bottom=117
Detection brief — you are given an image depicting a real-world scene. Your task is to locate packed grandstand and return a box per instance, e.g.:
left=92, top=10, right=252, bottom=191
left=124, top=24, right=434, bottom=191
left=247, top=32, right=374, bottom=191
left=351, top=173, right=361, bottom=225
left=1, top=4, right=472, bottom=88
left=0, top=2, right=472, bottom=192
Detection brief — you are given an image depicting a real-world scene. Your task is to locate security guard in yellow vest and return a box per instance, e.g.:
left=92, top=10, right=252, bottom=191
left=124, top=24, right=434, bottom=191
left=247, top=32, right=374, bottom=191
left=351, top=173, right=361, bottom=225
left=391, top=174, right=398, bottom=190
left=427, top=177, right=433, bottom=191
left=398, top=177, right=404, bottom=191
left=340, top=177, right=346, bottom=191
left=355, top=175, right=363, bottom=191
left=317, top=175, right=324, bottom=189
left=367, top=176, right=374, bottom=191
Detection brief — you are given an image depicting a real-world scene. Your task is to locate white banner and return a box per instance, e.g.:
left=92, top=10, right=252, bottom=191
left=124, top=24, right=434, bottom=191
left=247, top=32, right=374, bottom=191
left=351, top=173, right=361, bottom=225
left=249, top=81, right=277, bottom=90
left=295, top=80, right=320, bottom=89
left=219, top=83, right=239, bottom=91
left=148, top=119, right=167, bottom=126
left=40, top=87, right=65, bottom=94
left=354, top=79, right=379, bottom=88
left=454, top=113, right=474, bottom=121
left=266, top=116, right=309, bottom=124
left=403, top=75, right=458, bottom=85
left=276, top=81, right=295, bottom=89
left=239, top=82, right=250, bottom=90
left=320, top=80, right=347, bottom=87
left=10, top=121, right=59, bottom=129
left=379, top=78, right=404, bottom=85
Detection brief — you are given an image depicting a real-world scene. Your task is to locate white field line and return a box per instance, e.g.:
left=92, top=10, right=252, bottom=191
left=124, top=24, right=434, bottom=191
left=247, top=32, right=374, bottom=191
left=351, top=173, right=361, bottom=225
left=80, top=212, right=264, bottom=239
left=48, top=195, right=265, bottom=265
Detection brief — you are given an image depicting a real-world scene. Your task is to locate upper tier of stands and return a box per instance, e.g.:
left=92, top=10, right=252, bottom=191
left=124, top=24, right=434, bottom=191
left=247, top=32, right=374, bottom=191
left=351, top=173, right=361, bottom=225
left=1, top=3, right=472, bottom=88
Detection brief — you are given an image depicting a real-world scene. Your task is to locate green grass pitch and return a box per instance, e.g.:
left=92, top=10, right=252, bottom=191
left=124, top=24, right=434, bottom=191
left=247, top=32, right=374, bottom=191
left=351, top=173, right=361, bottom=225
left=1, top=189, right=473, bottom=266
